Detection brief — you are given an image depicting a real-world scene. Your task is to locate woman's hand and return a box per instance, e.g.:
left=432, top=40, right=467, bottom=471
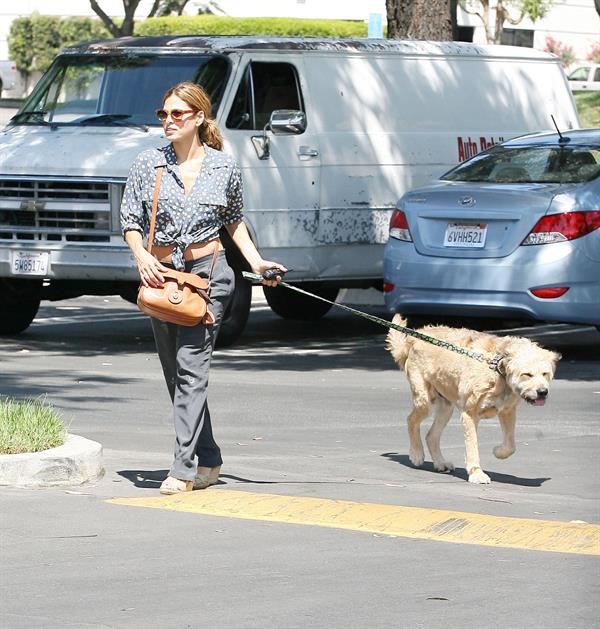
left=135, top=249, right=169, bottom=288
left=252, top=260, right=288, bottom=288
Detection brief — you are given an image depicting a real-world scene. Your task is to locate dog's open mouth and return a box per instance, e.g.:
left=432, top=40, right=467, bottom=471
left=525, top=396, right=547, bottom=406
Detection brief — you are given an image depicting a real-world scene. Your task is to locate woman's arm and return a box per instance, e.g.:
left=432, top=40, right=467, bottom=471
left=124, top=230, right=168, bottom=288
left=225, top=220, right=287, bottom=287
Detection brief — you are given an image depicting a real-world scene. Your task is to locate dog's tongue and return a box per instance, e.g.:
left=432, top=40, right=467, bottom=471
left=534, top=398, right=546, bottom=406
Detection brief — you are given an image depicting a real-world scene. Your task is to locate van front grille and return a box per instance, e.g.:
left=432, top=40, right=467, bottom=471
left=0, top=178, right=115, bottom=243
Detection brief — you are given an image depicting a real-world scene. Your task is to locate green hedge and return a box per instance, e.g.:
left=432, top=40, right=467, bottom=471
left=136, top=16, right=367, bottom=38
left=8, top=13, right=109, bottom=76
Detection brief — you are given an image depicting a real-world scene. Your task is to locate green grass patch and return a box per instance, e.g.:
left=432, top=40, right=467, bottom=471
left=574, top=91, right=600, bottom=128
left=0, top=397, right=67, bottom=454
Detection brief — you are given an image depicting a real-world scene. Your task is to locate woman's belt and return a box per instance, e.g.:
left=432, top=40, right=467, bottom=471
left=152, top=239, right=223, bottom=264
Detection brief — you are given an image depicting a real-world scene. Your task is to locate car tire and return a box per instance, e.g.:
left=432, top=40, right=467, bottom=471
left=0, top=278, right=42, bottom=334
left=263, top=282, right=339, bottom=320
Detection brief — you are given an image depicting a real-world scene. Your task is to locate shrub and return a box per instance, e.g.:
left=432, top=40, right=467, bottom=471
left=136, top=15, right=367, bottom=38
left=544, top=35, right=575, bottom=68
left=8, top=13, right=109, bottom=76
left=587, top=42, right=600, bottom=64
left=0, top=397, right=67, bottom=455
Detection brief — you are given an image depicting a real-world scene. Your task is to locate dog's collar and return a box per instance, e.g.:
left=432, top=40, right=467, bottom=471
left=488, top=354, right=506, bottom=376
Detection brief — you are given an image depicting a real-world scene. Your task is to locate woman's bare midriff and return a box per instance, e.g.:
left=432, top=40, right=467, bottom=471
left=151, top=238, right=223, bottom=264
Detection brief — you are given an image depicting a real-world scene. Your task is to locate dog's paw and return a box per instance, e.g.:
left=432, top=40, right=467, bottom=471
left=433, top=460, right=455, bottom=473
left=409, top=449, right=425, bottom=467
left=493, top=445, right=515, bottom=459
left=468, top=468, right=491, bottom=484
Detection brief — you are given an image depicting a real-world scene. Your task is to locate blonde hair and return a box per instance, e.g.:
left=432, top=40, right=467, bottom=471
left=163, top=81, right=223, bottom=151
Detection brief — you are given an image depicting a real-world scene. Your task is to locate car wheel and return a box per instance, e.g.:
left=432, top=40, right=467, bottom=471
left=263, top=282, right=339, bottom=320
left=0, top=278, right=42, bottom=334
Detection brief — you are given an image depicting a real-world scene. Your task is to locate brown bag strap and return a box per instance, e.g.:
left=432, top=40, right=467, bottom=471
left=146, top=166, right=164, bottom=253
left=207, top=245, right=219, bottom=285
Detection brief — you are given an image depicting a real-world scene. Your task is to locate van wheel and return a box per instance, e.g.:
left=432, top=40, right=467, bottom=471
left=216, top=253, right=252, bottom=347
left=0, top=278, right=42, bottom=334
left=263, top=282, right=339, bottom=320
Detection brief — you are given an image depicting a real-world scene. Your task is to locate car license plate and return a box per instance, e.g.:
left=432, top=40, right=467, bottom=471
left=444, top=223, right=487, bottom=248
left=10, top=251, right=50, bottom=276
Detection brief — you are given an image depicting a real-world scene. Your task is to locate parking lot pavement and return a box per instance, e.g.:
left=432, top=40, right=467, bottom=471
left=0, top=105, right=17, bottom=127
left=1, top=294, right=599, bottom=628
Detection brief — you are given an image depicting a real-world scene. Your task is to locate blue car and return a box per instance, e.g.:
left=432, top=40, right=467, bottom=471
left=383, top=129, right=600, bottom=326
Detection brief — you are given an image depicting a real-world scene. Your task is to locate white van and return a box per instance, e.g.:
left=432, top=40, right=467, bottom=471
left=0, top=36, right=579, bottom=344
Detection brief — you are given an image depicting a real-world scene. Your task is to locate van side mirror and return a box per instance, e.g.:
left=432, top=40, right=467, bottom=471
left=269, top=109, right=306, bottom=135
left=251, top=109, right=306, bottom=160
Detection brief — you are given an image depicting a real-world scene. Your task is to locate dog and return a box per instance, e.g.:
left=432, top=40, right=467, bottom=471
left=386, top=315, right=561, bottom=484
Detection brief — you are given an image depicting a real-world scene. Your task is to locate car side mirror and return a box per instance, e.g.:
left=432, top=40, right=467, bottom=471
left=251, top=109, right=306, bottom=160
left=269, top=109, right=306, bottom=135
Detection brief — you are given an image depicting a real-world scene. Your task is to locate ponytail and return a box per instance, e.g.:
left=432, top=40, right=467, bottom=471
left=199, top=117, right=223, bottom=151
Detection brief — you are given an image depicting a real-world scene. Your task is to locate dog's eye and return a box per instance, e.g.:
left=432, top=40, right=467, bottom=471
left=543, top=372, right=550, bottom=378
left=522, top=373, right=533, bottom=378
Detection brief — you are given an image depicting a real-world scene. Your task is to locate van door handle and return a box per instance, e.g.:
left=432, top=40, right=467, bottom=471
left=297, top=146, right=319, bottom=158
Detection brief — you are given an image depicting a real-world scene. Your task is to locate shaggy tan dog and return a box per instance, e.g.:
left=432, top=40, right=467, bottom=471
left=386, top=315, right=561, bottom=484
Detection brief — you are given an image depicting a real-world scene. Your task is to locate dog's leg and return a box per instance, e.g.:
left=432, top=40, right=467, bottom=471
left=493, top=407, right=517, bottom=459
left=426, top=398, right=454, bottom=472
left=405, top=372, right=430, bottom=467
left=461, top=410, right=491, bottom=484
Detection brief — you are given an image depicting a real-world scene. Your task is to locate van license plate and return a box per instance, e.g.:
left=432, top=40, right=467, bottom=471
left=10, top=251, right=50, bottom=276
left=444, top=223, right=487, bottom=248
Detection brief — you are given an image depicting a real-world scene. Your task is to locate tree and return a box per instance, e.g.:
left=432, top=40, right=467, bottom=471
left=89, top=0, right=162, bottom=37
left=459, top=0, right=553, bottom=44
left=386, top=0, right=453, bottom=40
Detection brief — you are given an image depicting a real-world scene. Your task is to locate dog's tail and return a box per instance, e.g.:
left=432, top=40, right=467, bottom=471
left=385, top=314, right=412, bottom=370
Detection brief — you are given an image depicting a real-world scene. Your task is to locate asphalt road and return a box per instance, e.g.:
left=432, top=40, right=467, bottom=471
left=1, top=292, right=599, bottom=629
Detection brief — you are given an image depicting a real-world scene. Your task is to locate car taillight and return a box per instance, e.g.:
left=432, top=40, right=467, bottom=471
left=522, top=211, right=600, bottom=245
left=389, top=209, right=413, bottom=242
left=530, top=287, right=569, bottom=299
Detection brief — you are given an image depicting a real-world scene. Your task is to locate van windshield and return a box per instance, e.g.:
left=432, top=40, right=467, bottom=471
left=12, top=53, right=230, bottom=127
left=442, top=144, right=600, bottom=184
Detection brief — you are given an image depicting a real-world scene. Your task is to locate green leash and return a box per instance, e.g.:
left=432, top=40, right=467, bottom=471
left=242, top=272, right=505, bottom=374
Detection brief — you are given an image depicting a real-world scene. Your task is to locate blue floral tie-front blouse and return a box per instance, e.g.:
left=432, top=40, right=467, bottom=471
left=120, top=143, right=244, bottom=270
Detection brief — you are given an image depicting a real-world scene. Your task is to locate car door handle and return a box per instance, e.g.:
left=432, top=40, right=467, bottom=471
left=297, top=146, right=319, bottom=158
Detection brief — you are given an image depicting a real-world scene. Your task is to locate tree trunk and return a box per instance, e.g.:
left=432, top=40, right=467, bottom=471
left=89, top=0, right=161, bottom=37
left=386, top=0, right=453, bottom=40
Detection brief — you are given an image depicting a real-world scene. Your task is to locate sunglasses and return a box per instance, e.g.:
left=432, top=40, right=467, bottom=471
left=155, top=108, right=197, bottom=122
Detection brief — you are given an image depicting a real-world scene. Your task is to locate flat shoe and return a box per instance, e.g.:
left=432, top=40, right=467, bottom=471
left=194, top=465, right=221, bottom=490
left=160, top=476, right=193, bottom=495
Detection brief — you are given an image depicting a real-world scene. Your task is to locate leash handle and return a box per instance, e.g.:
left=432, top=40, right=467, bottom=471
left=242, top=271, right=504, bottom=371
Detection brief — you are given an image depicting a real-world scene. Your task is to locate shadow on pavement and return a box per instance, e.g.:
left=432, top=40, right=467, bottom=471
left=2, top=297, right=598, bottom=378
left=382, top=453, right=551, bottom=487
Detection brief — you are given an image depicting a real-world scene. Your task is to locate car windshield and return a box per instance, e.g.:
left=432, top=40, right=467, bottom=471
left=442, top=144, right=600, bottom=184
left=12, top=53, right=230, bottom=127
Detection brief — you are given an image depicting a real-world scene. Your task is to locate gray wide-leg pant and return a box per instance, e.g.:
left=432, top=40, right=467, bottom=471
left=150, top=251, right=234, bottom=481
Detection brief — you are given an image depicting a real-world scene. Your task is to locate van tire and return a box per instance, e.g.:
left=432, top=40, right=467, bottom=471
left=216, top=250, right=251, bottom=347
left=263, top=282, right=338, bottom=320
left=0, top=278, right=42, bottom=334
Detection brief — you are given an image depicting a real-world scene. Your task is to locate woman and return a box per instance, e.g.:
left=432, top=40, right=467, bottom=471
left=120, top=81, right=286, bottom=495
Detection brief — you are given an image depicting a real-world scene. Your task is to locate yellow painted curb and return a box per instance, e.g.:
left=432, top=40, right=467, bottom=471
left=108, top=489, right=600, bottom=556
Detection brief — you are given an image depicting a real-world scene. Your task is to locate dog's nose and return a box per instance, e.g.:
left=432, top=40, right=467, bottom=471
left=537, top=388, right=548, bottom=398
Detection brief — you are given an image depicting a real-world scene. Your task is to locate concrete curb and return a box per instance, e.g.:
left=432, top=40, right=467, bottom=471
left=0, top=434, right=103, bottom=488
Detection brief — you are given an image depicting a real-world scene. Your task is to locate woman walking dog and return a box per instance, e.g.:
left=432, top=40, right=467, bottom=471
left=120, top=82, right=286, bottom=495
